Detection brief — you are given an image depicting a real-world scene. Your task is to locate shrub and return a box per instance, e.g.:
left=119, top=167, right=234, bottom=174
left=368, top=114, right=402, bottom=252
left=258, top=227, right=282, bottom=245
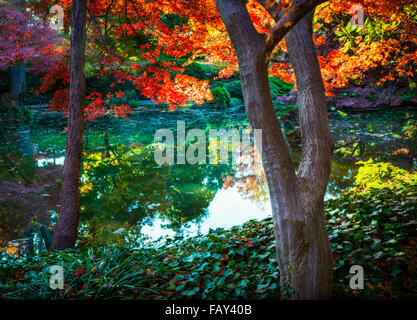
left=351, top=159, right=417, bottom=192
left=211, top=87, right=231, bottom=108
left=223, top=76, right=294, bottom=101
left=224, top=80, right=243, bottom=99
left=86, top=74, right=138, bottom=98
left=268, top=76, right=294, bottom=98
left=184, top=62, right=206, bottom=80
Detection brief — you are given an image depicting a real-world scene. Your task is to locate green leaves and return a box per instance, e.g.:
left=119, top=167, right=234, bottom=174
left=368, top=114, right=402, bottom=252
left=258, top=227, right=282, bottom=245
left=223, top=268, right=234, bottom=278
left=326, top=183, right=417, bottom=299
left=1, top=183, right=416, bottom=300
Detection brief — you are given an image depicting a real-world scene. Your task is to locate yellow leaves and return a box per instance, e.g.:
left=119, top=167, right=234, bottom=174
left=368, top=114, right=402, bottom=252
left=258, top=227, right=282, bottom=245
left=169, top=279, right=175, bottom=287
left=80, top=182, right=93, bottom=194
left=145, top=268, right=153, bottom=276
left=0, top=242, right=21, bottom=257
left=284, top=21, right=293, bottom=28
left=265, top=0, right=275, bottom=10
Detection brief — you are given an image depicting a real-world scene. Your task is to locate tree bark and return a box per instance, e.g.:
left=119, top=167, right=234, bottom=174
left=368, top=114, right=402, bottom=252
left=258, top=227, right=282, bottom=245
left=215, top=0, right=333, bottom=299
left=52, top=0, right=87, bottom=250
left=10, top=65, right=26, bottom=102
left=279, top=12, right=333, bottom=299
left=9, top=0, right=26, bottom=102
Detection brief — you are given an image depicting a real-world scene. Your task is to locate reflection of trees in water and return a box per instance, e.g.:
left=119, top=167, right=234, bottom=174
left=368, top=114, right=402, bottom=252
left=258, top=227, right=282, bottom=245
left=0, top=108, right=415, bottom=246
left=0, top=125, right=60, bottom=249
left=0, top=125, right=36, bottom=183
left=222, top=147, right=269, bottom=207
left=223, top=110, right=417, bottom=201
left=79, top=141, right=233, bottom=244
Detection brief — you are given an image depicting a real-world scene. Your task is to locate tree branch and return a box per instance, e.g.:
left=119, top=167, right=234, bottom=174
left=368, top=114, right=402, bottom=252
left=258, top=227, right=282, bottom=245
left=265, top=0, right=327, bottom=58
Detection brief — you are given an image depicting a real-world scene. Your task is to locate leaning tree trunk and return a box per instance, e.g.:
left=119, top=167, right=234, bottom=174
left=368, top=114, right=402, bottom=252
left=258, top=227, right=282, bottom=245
left=52, top=0, right=87, bottom=250
left=216, top=0, right=333, bottom=299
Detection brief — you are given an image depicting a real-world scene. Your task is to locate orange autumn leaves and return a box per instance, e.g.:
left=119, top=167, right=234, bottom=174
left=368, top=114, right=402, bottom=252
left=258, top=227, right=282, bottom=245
left=314, top=0, right=417, bottom=92
left=35, top=0, right=417, bottom=112
left=319, top=39, right=399, bottom=91
left=231, top=0, right=417, bottom=95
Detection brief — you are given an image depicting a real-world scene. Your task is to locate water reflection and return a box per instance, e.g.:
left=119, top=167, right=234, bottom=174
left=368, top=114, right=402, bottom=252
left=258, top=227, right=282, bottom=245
left=77, top=142, right=233, bottom=245
left=0, top=107, right=416, bottom=247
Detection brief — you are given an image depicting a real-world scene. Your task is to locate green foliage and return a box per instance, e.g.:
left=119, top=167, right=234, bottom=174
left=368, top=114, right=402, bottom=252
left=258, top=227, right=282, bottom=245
left=161, top=57, right=207, bottom=80
left=268, top=76, right=294, bottom=98
left=352, top=159, right=416, bottom=192
left=222, top=77, right=293, bottom=101
left=230, top=98, right=244, bottom=108
left=0, top=71, right=9, bottom=93
left=86, top=74, right=140, bottom=98
left=0, top=105, right=33, bottom=122
left=223, top=80, right=243, bottom=99
left=160, top=14, right=188, bottom=30
left=326, top=184, right=417, bottom=299
left=1, top=183, right=415, bottom=299
left=184, top=62, right=206, bottom=80
left=210, top=87, right=231, bottom=109
left=273, top=103, right=298, bottom=117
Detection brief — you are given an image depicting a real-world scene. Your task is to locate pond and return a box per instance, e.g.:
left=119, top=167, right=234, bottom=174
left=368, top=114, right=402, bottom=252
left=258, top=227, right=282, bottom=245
left=0, top=104, right=416, bottom=247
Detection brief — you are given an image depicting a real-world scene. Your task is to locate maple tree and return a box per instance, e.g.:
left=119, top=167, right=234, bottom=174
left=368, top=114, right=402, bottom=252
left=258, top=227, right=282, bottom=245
left=0, top=1, right=61, bottom=100
left=0, top=4, right=60, bottom=72
left=31, top=0, right=417, bottom=114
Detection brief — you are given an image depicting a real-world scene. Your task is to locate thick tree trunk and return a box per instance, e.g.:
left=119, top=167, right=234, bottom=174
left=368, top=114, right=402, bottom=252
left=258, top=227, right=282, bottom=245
left=282, top=14, right=334, bottom=299
left=216, top=0, right=333, bottom=299
left=52, top=0, right=87, bottom=250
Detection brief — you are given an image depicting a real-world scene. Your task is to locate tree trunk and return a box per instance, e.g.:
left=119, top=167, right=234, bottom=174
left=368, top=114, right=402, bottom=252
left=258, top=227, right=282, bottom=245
left=10, top=65, right=26, bottom=102
left=282, top=13, right=334, bottom=298
left=9, top=0, right=27, bottom=102
left=52, top=0, right=87, bottom=250
left=216, top=0, right=333, bottom=299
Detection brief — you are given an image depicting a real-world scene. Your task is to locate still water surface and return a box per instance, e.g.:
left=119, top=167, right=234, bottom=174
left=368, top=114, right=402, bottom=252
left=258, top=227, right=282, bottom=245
left=0, top=105, right=415, bottom=245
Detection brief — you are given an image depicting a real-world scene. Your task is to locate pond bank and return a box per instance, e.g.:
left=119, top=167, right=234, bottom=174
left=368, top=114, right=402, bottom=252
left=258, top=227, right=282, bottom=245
left=1, top=183, right=416, bottom=300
